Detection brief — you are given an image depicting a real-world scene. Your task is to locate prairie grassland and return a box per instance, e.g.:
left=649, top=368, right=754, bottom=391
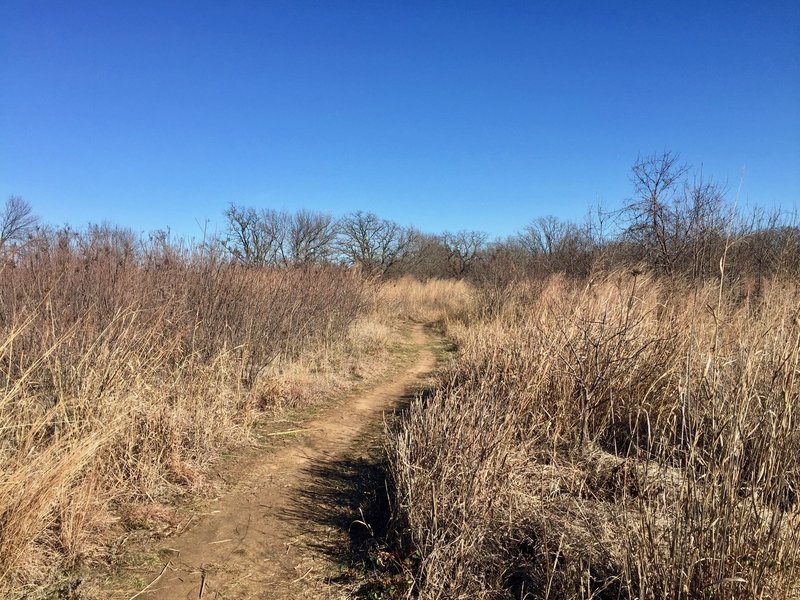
left=0, top=231, right=480, bottom=596
left=376, top=276, right=478, bottom=325
left=390, top=272, right=800, bottom=599
left=0, top=233, right=394, bottom=596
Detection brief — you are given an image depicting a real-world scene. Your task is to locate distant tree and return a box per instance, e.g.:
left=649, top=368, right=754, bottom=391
left=736, top=208, right=800, bottom=281
left=224, top=205, right=336, bottom=267
left=475, top=238, right=531, bottom=284
left=622, top=153, right=735, bottom=277
left=682, top=175, right=732, bottom=279
left=442, top=230, right=488, bottom=277
left=336, top=211, right=418, bottom=276
left=401, top=233, right=452, bottom=279
left=287, top=210, right=337, bottom=264
left=516, top=215, right=594, bottom=276
left=622, top=152, right=691, bottom=274
left=224, top=204, right=285, bottom=266
left=584, top=202, right=614, bottom=252
left=519, top=216, right=580, bottom=256
left=0, top=196, right=38, bottom=249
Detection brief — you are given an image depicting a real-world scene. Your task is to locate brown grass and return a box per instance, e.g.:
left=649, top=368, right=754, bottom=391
left=376, top=276, right=477, bottom=325
left=0, top=230, right=373, bottom=595
left=390, top=272, right=800, bottom=599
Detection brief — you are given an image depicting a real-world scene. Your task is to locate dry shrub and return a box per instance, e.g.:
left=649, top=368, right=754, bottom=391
left=0, top=228, right=368, bottom=594
left=390, top=271, right=800, bottom=599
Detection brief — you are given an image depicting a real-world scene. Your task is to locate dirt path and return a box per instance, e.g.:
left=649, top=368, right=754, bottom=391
left=132, top=324, right=436, bottom=600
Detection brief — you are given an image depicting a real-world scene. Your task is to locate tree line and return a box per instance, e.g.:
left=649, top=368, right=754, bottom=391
left=3, top=151, right=798, bottom=282
left=219, top=151, right=800, bottom=282
left=221, top=204, right=489, bottom=278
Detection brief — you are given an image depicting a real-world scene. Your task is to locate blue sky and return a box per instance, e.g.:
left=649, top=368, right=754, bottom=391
left=2, top=1, right=798, bottom=240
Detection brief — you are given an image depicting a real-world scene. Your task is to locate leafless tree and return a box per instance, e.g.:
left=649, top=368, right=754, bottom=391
left=622, top=153, right=739, bottom=277
left=224, top=204, right=289, bottom=266
left=473, top=237, right=532, bottom=286
left=287, top=210, right=337, bottom=264
left=400, top=233, right=452, bottom=279
left=736, top=207, right=800, bottom=282
left=583, top=202, right=615, bottom=251
left=225, top=205, right=340, bottom=267
left=623, top=152, right=690, bottom=274
left=0, top=196, right=38, bottom=249
left=519, top=216, right=579, bottom=256
left=515, top=216, right=595, bottom=275
left=682, top=175, right=732, bottom=279
left=336, top=211, right=418, bottom=275
left=442, top=230, right=488, bottom=277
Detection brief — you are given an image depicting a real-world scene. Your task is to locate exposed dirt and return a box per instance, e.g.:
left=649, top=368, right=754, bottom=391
left=121, top=324, right=436, bottom=600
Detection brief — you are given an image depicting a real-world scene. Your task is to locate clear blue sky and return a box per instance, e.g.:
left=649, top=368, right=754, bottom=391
left=2, top=1, right=798, bottom=240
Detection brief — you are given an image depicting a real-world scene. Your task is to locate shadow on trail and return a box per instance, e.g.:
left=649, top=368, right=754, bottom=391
left=283, top=386, right=431, bottom=597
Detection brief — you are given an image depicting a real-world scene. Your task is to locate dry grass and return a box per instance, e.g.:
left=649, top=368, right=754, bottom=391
left=390, top=272, right=800, bottom=599
left=0, top=231, right=376, bottom=596
left=376, top=276, right=478, bottom=325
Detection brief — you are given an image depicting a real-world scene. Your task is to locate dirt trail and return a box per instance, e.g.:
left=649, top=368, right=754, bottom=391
left=134, top=324, right=435, bottom=600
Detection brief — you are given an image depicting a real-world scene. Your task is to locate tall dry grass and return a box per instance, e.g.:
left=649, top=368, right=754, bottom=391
left=376, top=276, right=477, bottom=325
left=0, top=229, right=369, bottom=595
left=390, top=272, right=800, bottom=599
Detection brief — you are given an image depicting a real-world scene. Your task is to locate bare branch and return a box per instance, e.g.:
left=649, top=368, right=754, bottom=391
left=288, top=210, right=337, bottom=264
left=336, top=211, right=418, bottom=276
left=442, top=230, right=488, bottom=277
left=0, top=196, right=38, bottom=249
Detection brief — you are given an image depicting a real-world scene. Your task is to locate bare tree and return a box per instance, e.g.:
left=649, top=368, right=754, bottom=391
left=623, top=152, right=690, bottom=274
left=736, top=207, right=800, bottom=282
left=622, top=153, right=739, bottom=277
left=225, top=204, right=264, bottom=265
left=515, top=216, right=594, bottom=275
left=518, top=216, right=579, bottom=256
left=336, top=211, right=418, bottom=276
left=442, top=230, right=488, bottom=277
left=287, top=210, right=337, bottom=264
left=0, top=196, right=38, bottom=249
left=682, top=175, right=732, bottom=279
left=401, top=233, right=452, bottom=279
left=224, top=204, right=289, bottom=266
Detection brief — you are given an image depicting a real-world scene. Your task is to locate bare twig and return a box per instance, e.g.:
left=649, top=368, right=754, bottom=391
left=291, top=567, right=313, bottom=584
left=129, top=561, right=171, bottom=600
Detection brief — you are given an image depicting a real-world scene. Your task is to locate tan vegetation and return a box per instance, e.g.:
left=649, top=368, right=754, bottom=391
left=390, top=272, right=800, bottom=599
left=376, top=276, right=478, bottom=325
left=0, top=214, right=487, bottom=596
left=3, top=158, right=800, bottom=599
left=0, top=227, right=386, bottom=596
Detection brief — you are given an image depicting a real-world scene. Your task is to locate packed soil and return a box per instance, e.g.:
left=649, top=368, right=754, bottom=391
left=116, top=324, right=436, bottom=600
